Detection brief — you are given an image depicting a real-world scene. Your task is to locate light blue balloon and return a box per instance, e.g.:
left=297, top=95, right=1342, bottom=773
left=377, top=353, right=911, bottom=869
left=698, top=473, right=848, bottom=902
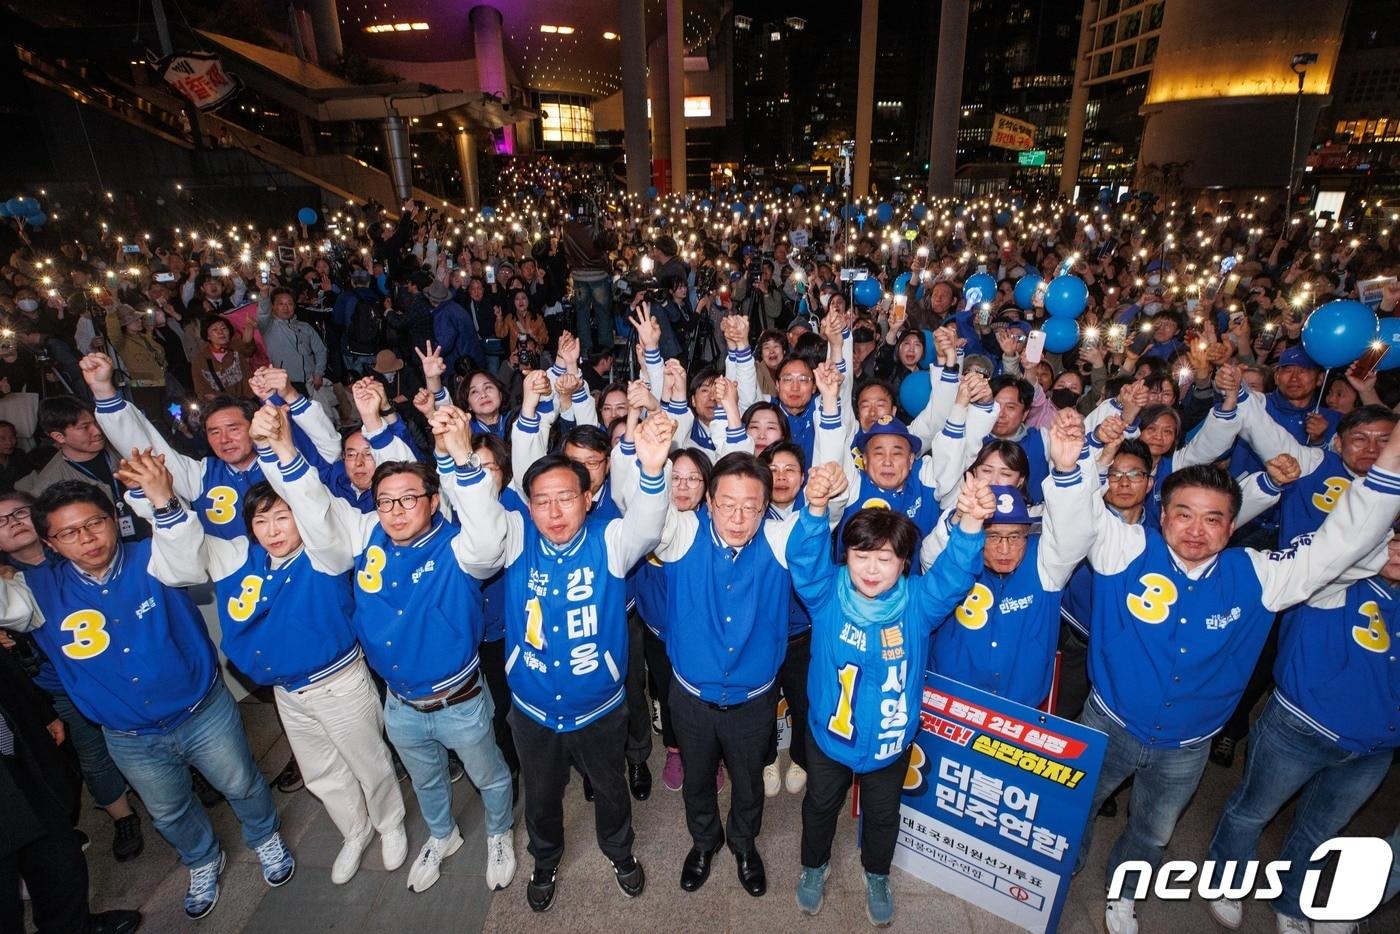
left=893, top=272, right=912, bottom=294
left=964, top=273, right=997, bottom=307
left=645, top=186, right=658, bottom=199
left=481, top=205, right=496, bottom=218
left=297, top=207, right=317, bottom=225
left=875, top=202, right=893, bottom=224
left=1377, top=319, right=1400, bottom=371
left=898, top=369, right=931, bottom=415
left=26, top=212, right=47, bottom=227
left=853, top=277, right=883, bottom=308
left=698, top=199, right=712, bottom=211
left=1041, top=317, right=1080, bottom=354
left=911, top=204, right=927, bottom=222
left=1302, top=300, right=1379, bottom=369
left=1044, top=275, right=1088, bottom=318
left=1014, top=274, right=1044, bottom=311
left=995, top=210, right=1012, bottom=227
left=5, top=197, right=28, bottom=216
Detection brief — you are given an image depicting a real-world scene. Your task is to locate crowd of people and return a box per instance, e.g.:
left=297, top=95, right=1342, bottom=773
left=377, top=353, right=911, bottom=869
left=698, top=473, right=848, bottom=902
left=1, top=162, right=1400, bottom=934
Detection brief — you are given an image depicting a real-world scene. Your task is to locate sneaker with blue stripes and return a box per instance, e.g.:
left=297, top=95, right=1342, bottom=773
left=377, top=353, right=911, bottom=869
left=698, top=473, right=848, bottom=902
left=185, top=851, right=226, bottom=919
left=255, top=832, right=296, bottom=887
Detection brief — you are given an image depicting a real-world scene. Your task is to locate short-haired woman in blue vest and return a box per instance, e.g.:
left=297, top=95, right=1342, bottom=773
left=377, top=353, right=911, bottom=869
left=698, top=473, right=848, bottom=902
left=787, top=462, right=993, bottom=927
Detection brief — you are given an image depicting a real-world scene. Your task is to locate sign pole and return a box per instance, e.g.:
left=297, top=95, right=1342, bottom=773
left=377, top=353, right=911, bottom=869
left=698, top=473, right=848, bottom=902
left=152, top=0, right=204, bottom=153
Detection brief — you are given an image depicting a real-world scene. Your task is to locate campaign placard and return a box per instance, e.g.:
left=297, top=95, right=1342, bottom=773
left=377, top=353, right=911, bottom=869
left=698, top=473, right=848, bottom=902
left=888, top=674, right=1106, bottom=934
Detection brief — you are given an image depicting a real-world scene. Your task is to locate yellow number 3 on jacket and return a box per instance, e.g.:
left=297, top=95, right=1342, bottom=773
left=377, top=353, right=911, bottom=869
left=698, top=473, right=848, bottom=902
left=61, top=609, right=111, bottom=660
left=1353, top=600, right=1391, bottom=653
left=1126, top=572, right=1178, bottom=624
left=204, top=485, right=239, bottom=525
left=357, top=546, right=386, bottom=593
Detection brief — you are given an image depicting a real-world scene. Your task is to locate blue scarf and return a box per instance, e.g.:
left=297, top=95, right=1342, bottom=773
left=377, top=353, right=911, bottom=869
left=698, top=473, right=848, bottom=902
left=836, top=570, right=910, bottom=628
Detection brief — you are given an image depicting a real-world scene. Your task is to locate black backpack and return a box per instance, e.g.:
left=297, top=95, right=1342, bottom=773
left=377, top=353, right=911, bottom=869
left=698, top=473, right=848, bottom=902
left=346, top=296, right=382, bottom=355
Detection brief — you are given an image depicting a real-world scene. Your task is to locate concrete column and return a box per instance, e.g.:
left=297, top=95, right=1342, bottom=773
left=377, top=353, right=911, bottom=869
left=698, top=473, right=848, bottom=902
left=469, top=5, right=514, bottom=154
left=852, top=0, right=878, bottom=198
left=308, top=0, right=343, bottom=65
left=454, top=127, right=480, bottom=209
left=666, top=0, right=687, bottom=195
left=619, top=0, right=651, bottom=195
left=648, top=37, right=672, bottom=192
left=1059, top=0, right=1098, bottom=198
left=928, top=0, right=969, bottom=195
left=382, top=115, right=413, bottom=202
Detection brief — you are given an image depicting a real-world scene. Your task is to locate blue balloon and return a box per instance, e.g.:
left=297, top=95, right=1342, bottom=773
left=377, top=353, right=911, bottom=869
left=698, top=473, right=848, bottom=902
left=853, top=277, right=883, bottom=308
left=1377, top=319, right=1400, bottom=371
left=898, top=369, right=931, bottom=416
left=698, top=199, right=712, bottom=211
left=26, top=212, right=46, bottom=227
left=920, top=328, right=937, bottom=368
left=1011, top=196, right=1025, bottom=210
left=6, top=197, right=29, bottom=216
left=875, top=202, right=893, bottom=224
left=964, top=273, right=997, bottom=307
left=1044, top=275, right=1089, bottom=318
left=893, top=272, right=912, bottom=294
left=0, top=203, right=11, bottom=219
left=297, top=207, right=317, bottom=226
left=733, top=201, right=747, bottom=215
left=1041, top=317, right=1080, bottom=354
left=792, top=183, right=806, bottom=194
left=1302, top=300, right=1379, bottom=369
left=645, top=186, right=658, bottom=199
left=995, top=210, right=1012, bottom=227
left=480, top=205, right=496, bottom=218
left=1014, top=274, right=1044, bottom=311
left=911, top=204, right=927, bottom=222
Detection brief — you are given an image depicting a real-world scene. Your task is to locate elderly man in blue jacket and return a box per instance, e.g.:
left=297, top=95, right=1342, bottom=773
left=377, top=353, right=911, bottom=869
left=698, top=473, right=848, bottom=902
left=424, top=280, right=484, bottom=373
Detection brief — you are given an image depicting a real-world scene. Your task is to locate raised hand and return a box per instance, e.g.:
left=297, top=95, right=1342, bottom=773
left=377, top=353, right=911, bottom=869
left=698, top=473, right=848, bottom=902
left=429, top=404, right=473, bottom=462
left=557, top=330, right=582, bottom=370
left=956, top=475, right=997, bottom=527
left=1214, top=362, right=1242, bottom=406
left=629, top=306, right=661, bottom=351
left=521, top=369, right=552, bottom=416
left=555, top=371, right=582, bottom=406
left=351, top=376, right=388, bottom=431
left=415, top=341, right=446, bottom=388
left=813, top=360, right=842, bottom=404
left=257, top=366, right=295, bottom=401
left=1047, top=407, right=1087, bottom=472
left=662, top=358, right=687, bottom=402
left=712, top=375, right=739, bottom=411
left=720, top=314, right=750, bottom=350
left=1265, top=453, right=1302, bottom=488
left=412, top=388, right=437, bottom=419
left=115, top=448, right=173, bottom=505
left=626, top=379, right=658, bottom=414
left=634, top=412, right=677, bottom=475
left=78, top=353, right=117, bottom=396
left=995, top=327, right=1021, bottom=358
left=1118, top=379, right=1149, bottom=423
left=804, top=461, right=848, bottom=513
left=1095, top=413, right=1127, bottom=449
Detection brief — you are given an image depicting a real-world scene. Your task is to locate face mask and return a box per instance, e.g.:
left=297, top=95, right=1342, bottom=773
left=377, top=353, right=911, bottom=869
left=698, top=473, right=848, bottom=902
left=17, top=299, right=38, bottom=313
left=1050, top=387, right=1080, bottom=410
left=1143, top=302, right=1163, bottom=316
left=819, top=292, right=832, bottom=309
left=1147, top=273, right=1161, bottom=287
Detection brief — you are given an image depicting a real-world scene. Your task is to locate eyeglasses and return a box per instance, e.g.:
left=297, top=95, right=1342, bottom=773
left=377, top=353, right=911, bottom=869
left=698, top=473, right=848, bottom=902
left=374, top=492, right=428, bottom=513
left=779, top=374, right=813, bottom=385
left=672, top=474, right=704, bottom=488
left=1108, top=469, right=1150, bottom=482
left=530, top=492, right=582, bottom=510
left=343, top=449, right=374, bottom=461
left=50, top=514, right=111, bottom=544
left=572, top=456, right=607, bottom=472
left=712, top=501, right=763, bottom=518
left=986, top=531, right=1028, bottom=546
left=0, top=507, right=32, bottom=527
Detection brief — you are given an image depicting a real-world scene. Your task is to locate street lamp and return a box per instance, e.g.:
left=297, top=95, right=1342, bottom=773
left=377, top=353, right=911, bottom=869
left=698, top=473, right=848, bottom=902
left=1284, top=51, right=1319, bottom=222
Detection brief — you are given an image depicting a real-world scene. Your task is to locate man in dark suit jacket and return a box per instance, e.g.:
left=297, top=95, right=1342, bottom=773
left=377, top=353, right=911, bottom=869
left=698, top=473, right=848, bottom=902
left=0, top=647, right=141, bottom=934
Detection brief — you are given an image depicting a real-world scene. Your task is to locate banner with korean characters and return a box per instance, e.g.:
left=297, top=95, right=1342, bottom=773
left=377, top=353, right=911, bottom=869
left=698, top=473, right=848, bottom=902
left=889, top=673, right=1106, bottom=934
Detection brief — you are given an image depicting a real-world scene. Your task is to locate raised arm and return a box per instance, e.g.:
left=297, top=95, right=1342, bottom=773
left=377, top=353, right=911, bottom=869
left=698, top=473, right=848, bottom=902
left=1169, top=364, right=1245, bottom=470
left=604, top=412, right=676, bottom=573
left=786, top=462, right=847, bottom=607
left=913, top=477, right=993, bottom=627
left=812, top=361, right=861, bottom=495
left=1035, top=409, right=1097, bottom=590
left=253, top=367, right=340, bottom=465
left=1236, top=388, right=1325, bottom=476
left=721, top=314, right=759, bottom=409
left=431, top=406, right=524, bottom=579
left=509, top=370, right=558, bottom=489
left=113, top=449, right=217, bottom=588
left=81, top=353, right=203, bottom=499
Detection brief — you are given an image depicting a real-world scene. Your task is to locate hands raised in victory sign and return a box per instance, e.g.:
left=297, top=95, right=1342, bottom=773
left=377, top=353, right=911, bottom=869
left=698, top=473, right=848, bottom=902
left=415, top=341, right=446, bottom=390
left=805, top=462, right=849, bottom=515
left=115, top=448, right=174, bottom=505
left=629, top=307, right=661, bottom=352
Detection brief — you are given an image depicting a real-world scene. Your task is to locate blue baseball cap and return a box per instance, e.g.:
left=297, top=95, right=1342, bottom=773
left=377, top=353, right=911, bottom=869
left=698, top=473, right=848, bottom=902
left=988, top=486, right=1034, bottom=525
left=854, top=415, right=922, bottom=456
left=1276, top=346, right=1322, bottom=371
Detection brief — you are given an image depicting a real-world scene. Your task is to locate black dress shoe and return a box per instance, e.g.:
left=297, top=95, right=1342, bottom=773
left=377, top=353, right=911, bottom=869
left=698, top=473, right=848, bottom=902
left=112, top=812, right=144, bottom=862
left=680, top=836, right=725, bottom=892
left=526, top=865, right=558, bottom=912
left=613, top=855, right=645, bottom=898
left=628, top=761, right=652, bottom=801
left=735, top=847, right=767, bottom=897
left=273, top=757, right=303, bottom=793
left=89, top=909, right=142, bottom=934
left=583, top=774, right=595, bottom=801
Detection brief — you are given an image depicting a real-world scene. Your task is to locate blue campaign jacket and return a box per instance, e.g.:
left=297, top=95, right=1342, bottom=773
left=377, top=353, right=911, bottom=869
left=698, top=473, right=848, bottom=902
left=788, top=507, right=983, bottom=772
left=1277, top=449, right=1356, bottom=544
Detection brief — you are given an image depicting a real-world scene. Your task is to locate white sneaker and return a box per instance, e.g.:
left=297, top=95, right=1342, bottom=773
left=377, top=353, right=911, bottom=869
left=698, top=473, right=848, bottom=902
left=1275, top=913, right=1312, bottom=934
left=405, top=826, right=463, bottom=893
left=331, top=826, right=375, bottom=884
left=785, top=762, right=807, bottom=794
left=1209, top=896, right=1244, bottom=930
left=763, top=763, right=781, bottom=797
left=485, top=829, right=517, bottom=891
left=381, top=824, right=408, bottom=872
left=1105, top=897, right=1138, bottom=934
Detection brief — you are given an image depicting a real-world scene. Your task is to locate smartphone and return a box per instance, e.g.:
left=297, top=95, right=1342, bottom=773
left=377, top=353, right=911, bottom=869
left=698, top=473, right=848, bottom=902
left=1353, top=344, right=1389, bottom=381
left=976, top=303, right=992, bottom=327
left=1106, top=324, right=1127, bottom=354
left=154, top=272, right=175, bottom=283
left=122, top=244, right=141, bottom=255
left=486, top=265, right=496, bottom=285
left=1129, top=325, right=1154, bottom=355
left=1024, top=329, right=1047, bottom=364
left=1081, top=327, right=1101, bottom=351
left=1257, top=324, right=1278, bottom=352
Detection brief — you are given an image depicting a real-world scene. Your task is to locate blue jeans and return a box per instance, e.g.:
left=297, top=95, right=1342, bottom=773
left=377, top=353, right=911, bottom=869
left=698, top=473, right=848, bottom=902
left=383, top=688, right=513, bottom=840
left=51, top=692, right=128, bottom=809
left=1077, top=698, right=1212, bottom=887
left=572, top=278, right=614, bottom=356
left=1207, top=694, right=1392, bottom=919
left=102, top=682, right=279, bottom=868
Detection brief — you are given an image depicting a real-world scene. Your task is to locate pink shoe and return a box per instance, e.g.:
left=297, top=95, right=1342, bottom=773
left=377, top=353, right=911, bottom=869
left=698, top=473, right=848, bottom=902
left=663, top=748, right=684, bottom=791
left=716, top=762, right=726, bottom=792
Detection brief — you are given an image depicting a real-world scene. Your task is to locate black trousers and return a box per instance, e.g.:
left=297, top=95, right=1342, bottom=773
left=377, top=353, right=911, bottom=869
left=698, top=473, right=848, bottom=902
left=642, top=629, right=677, bottom=748
left=800, top=738, right=913, bottom=876
left=766, top=631, right=811, bottom=770
left=1055, top=622, right=1092, bottom=721
left=669, top=681, right=776, bottom=855
left=622, top=612, right=653, bottom=766
left=478, top=639, right=520, bottom=774
left=0, top=824, right=90, bottom=934
left=508, top=704, right=634, bottom=869
left=1221, top=616, right=1281, bottom=741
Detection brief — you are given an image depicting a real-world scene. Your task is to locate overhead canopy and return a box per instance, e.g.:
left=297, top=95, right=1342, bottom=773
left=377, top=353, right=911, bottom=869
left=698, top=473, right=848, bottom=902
left=197, top=30, right=535, bottom=130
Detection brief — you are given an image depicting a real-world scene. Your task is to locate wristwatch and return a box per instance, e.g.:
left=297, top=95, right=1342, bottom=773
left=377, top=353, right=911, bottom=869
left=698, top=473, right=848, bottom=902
left=152, top=497, right=182, bottom=519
